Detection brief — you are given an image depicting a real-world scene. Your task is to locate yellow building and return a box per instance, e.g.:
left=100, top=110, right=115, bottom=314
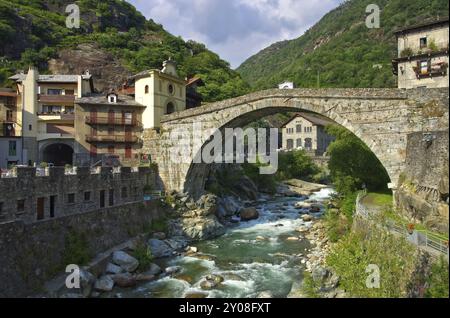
left=133, top=59, right=186, bottom=129
left=9, top=67, right=94, bottom=165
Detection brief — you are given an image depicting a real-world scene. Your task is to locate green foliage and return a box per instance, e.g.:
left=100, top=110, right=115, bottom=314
left=0, top=0, right=250, bottom=102
left=325, top=192, right=357, bottom=242
left=400, top=47, right=414, bottom=57
left=425, top=257, right=449, bottom=298
left=242, top=160, right=277, bottom=194
left=276, top=150, right=320, bottom=181
left=63, top=231, right=91, bottom=266
left=132, top=242, right=154, bottom=273
left=327, top=227, right=416, bottom=297
left=301, top=272, right=320, bottom=298
left=150, top=218, right=168, bottom=233
left=326, top=125, right=390, bottom=195
left=238, top=0, right=449, bottom=89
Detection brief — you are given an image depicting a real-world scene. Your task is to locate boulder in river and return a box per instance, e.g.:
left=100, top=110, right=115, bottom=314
left=200, top=274, right=224, bottom=290
left=257, top=291, right=274, bottom=298
left=145, top=263, right=163, bottom=276
left=239, top=207, right=259, bottom=221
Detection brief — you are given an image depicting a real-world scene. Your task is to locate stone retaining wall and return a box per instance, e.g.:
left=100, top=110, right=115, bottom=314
left=0, top=201, right=163, bottom=298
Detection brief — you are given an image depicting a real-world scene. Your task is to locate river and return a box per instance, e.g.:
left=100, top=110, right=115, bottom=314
left=119, top=188, right=334, bottom=298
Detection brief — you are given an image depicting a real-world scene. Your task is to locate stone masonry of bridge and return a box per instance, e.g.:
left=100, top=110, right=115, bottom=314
left=143, top=88, right=448, bottom=199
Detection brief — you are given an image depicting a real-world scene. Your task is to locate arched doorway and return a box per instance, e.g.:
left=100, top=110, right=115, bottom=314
left=43, top=143, right=74, bottom=166
left=166, top=102, right=175, bottom=115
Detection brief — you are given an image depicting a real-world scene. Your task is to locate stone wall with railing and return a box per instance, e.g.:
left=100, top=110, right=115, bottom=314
left=0, top=166, right=157, bottom=224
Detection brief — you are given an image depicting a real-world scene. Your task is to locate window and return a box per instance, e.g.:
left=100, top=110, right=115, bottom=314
left=125, top=145, right=132, bottom=159
left=145, top=85, right=149, bottom=94
left=109, top=189, right=114, bottom=206
left=168, top=84, right=175, bottom=95
left=67, top=193, right=75, bottom=204
left=296, top=125, right=302, bottom=133
left=8, top=141, right=16, bottom=156
left=287, top=139, right=294, bottom=150
left=108, top=95, right=117, bottom=103
left=84, top=191, right=91, bottom=202
left=420, top=37, right=427, bottom=49
left=296, top=139, right=302, bottom=148
left=121, top=187, right=128, bottom=199
left=286, top=128, right=294, bottom=134
left=47, top=89, right=62, bottom=95
left=0, top=202, right=3, bottom=213
left=108, top=145, right=115, bottom=154
left=29, top=124, right=32, bottom=131
left=17, top=199, right=25, bottom=212
left=108, top=127, right=114, bottom=135
left=43, top=105, right=62, bottom=113
left=65, top=89, right=75, bottom=95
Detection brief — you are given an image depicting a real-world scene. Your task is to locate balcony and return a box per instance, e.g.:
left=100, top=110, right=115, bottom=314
left=86, top=116, right=142, bottom=128
left=37, top=112, right=75, bottom=122
left=86, top=134, right=142, bottom=144
left=413, top=62, right=448, bottom=79
left=38, top=94, right=75, bottom=104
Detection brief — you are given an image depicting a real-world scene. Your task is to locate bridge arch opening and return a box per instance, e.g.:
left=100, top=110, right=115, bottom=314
left=179, top=105, right=392, bottom=199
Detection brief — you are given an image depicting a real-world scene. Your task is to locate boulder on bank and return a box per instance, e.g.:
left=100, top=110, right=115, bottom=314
left=94, top=275, right=114, bottom=292
left=302, top=214, right=314, bottom=222
left=148, top=239, right=174, bottom=259
left=112, top=251, right=139, bottom=273
left=79, top=269, right=96, bottom=297
left=105, top=263, right=124, bottom=275
left=112, top=273, right=137, bottom=288
left=239, top=207, right=259, bottom=221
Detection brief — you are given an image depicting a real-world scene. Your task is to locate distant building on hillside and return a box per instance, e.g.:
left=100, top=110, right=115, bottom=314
left=281, top=114, right=335, bottom=157
left=392, top=18, right=449, bottom=89
left=278, top=81, right=295, bottom=89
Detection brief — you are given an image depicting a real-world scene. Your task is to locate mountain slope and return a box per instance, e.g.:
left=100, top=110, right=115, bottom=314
left=0, top=0, right=249, bottom=101
left=237, top=0, right=449, bottom=89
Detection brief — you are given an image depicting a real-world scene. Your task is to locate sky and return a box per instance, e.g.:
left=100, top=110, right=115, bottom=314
left=129, top=0, right=341, bottom=69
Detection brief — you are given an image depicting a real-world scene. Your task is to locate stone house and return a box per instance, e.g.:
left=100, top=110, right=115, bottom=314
left=74, top=90, right=145, bottom=167
left=393, top=18, right=449, bottom=89
left=281, top=114, right=335, bottom=156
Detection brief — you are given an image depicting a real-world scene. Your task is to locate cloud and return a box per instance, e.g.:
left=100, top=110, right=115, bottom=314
left=130, top=0, right=341, bottom=68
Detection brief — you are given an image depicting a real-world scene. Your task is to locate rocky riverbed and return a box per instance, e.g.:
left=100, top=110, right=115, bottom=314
left=55, top=180, right=343, bottom=298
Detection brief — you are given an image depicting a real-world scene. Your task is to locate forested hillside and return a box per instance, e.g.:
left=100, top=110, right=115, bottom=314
left=0, top=0, right=249, bottom=101
left=237, top=0, right=449, bottom=89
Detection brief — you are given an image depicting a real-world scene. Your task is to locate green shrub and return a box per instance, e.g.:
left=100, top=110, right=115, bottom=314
left=62, top=231, right=91, bottom=266
left=425, top=257, right=449, bottom=298
left=150, top=218, right=168, bottom=233
left=301, top=272, right=320, bottom=298
left=132, top=242, right=154, bottom=272
left=327, top=227, right=416, bottom=298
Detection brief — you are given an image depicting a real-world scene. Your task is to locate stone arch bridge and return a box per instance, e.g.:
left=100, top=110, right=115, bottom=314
left=148, top=88, right=448, bottom=199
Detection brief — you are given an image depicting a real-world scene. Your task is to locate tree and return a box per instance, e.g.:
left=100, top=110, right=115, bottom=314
left=326, top=125, right=390, bottom=194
